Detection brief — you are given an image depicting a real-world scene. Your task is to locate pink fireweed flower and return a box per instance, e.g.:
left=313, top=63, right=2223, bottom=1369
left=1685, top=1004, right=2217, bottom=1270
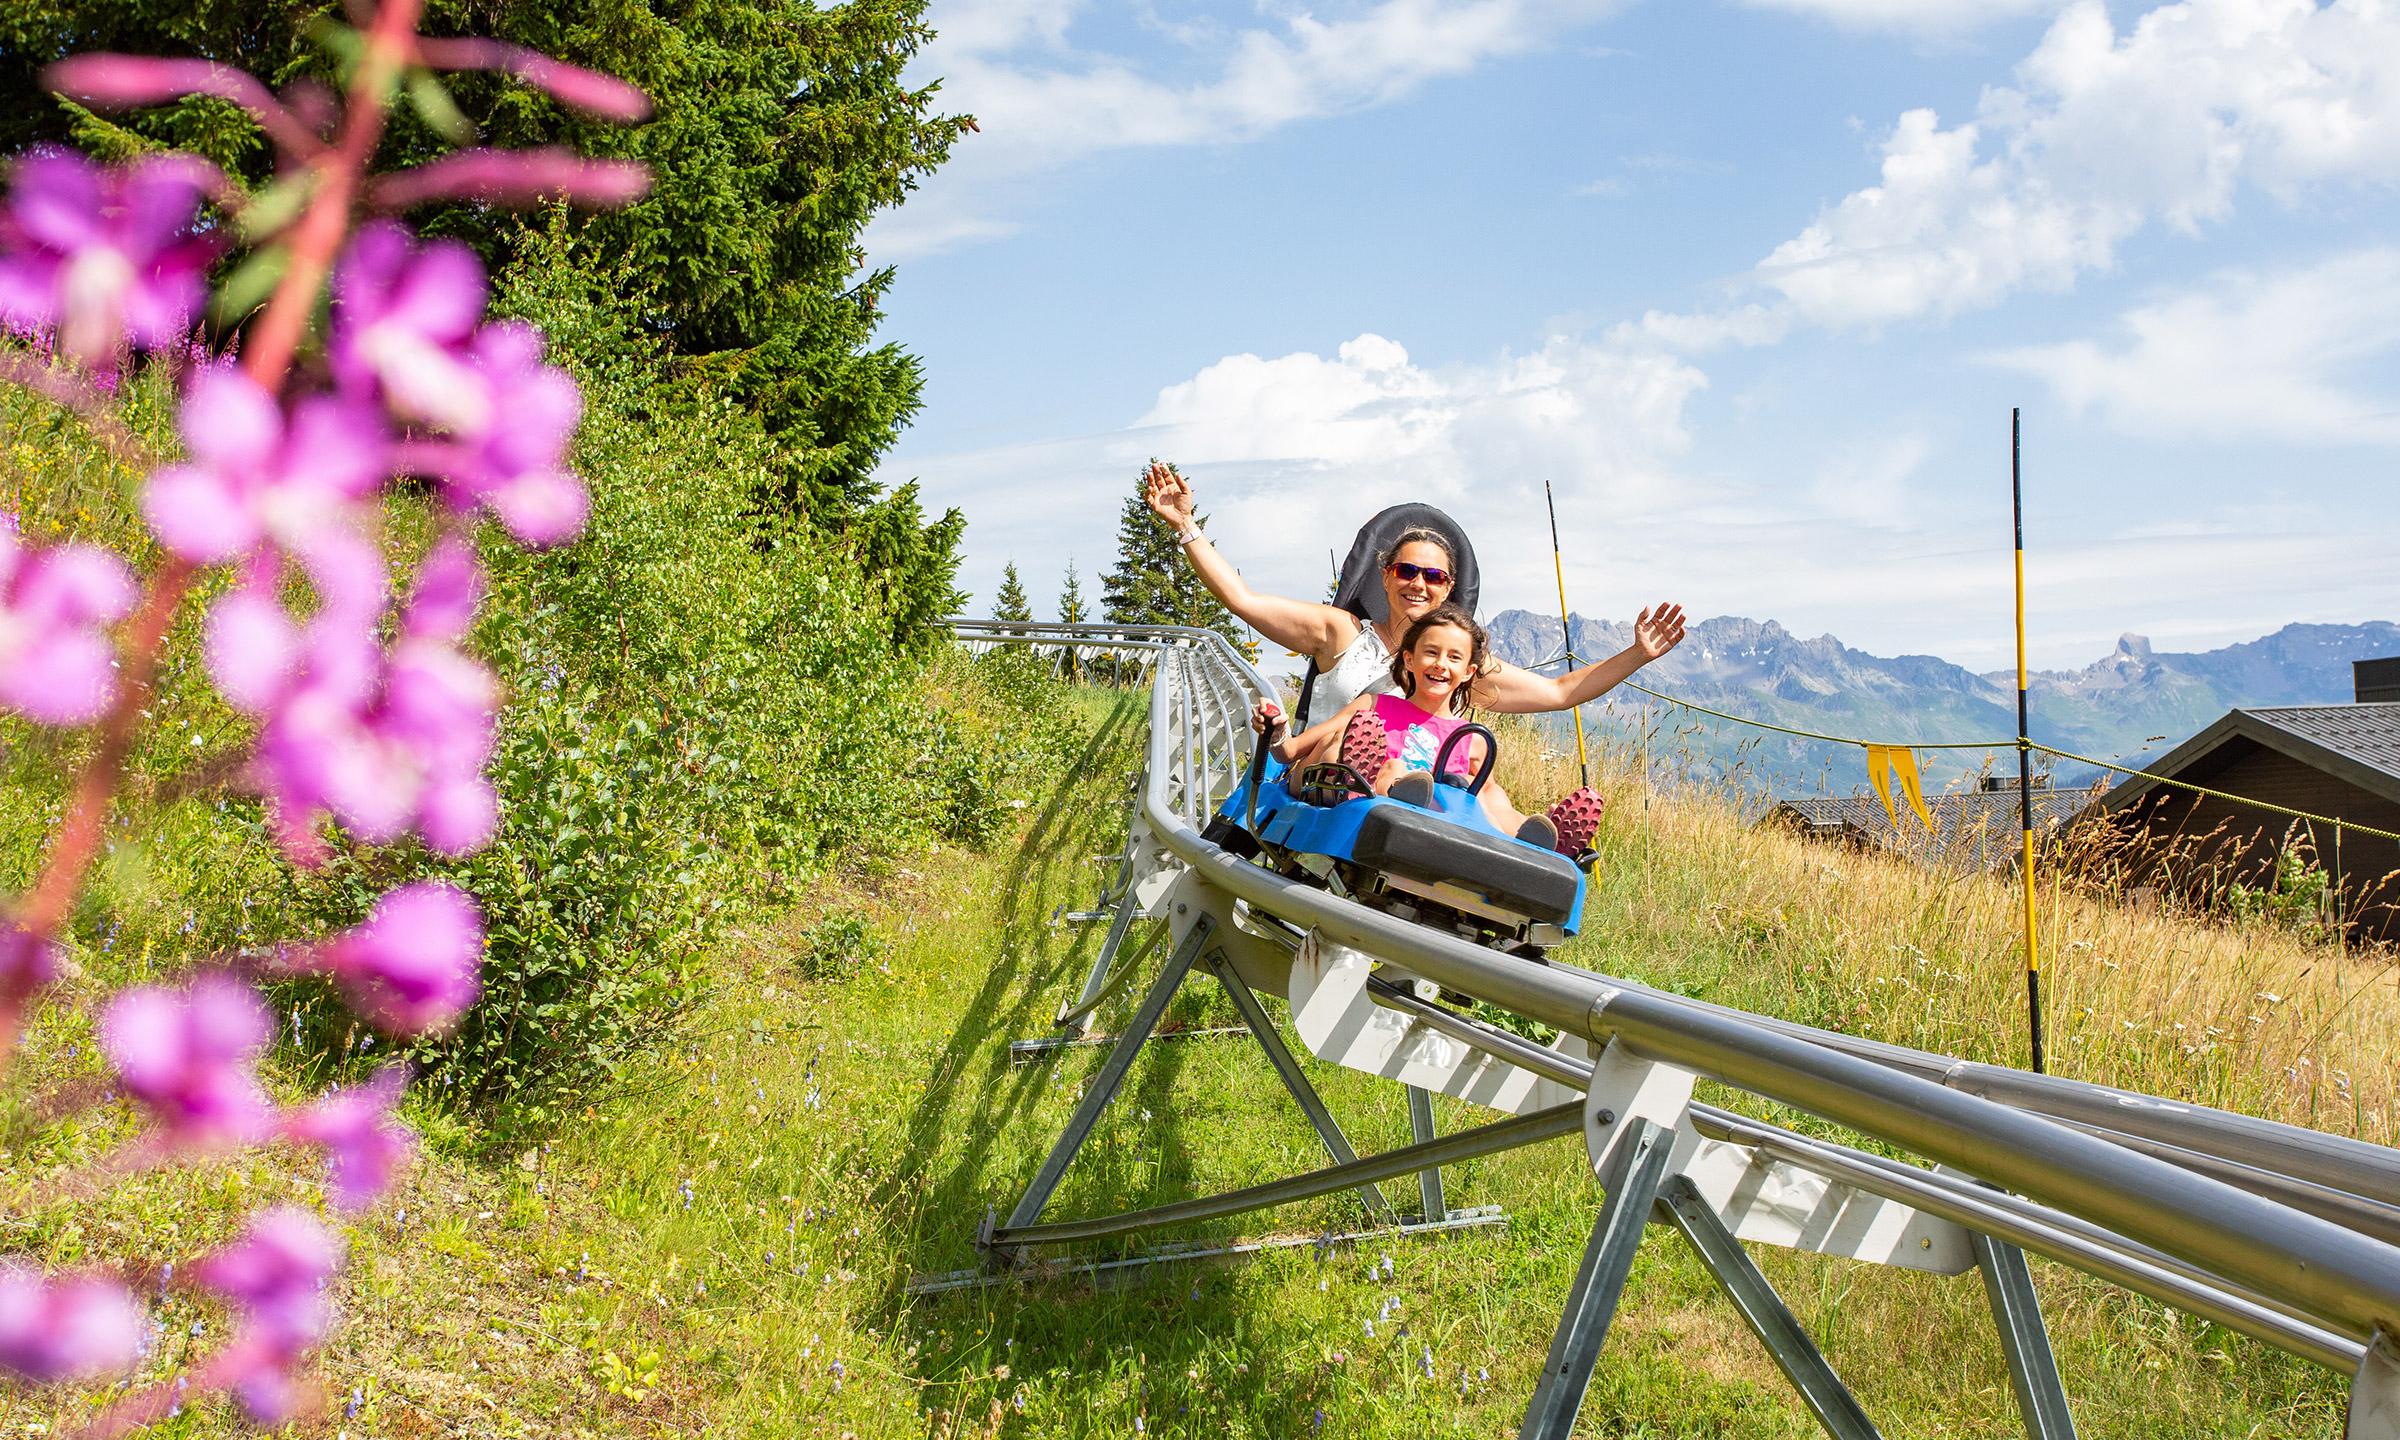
left=143, top=365, right=390, bottom=571
left=310, top=882, right=483, bottom=1037
left=0, top=1265, right=145, bottom=1384
left=0, top=512, right=136, bottom=726
left=243, top=541, right=496, bottom=861
left=329, top=221, right=491, bottom=434
left=283, top=1066, right=415, bottom=1212
left=0, top=918, right=61, bottom=1007
left=100, top=972, right=276, bottom=1150
left=396, top=322, right=588, bottom=547
left=193, top=1206, right=341, bottom=1422
left=0, top=147, right=216, bottom=363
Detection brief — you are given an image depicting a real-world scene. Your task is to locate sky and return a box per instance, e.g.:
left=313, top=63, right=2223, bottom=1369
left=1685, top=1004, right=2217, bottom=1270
left=868, top=0, right=2400, bottom=672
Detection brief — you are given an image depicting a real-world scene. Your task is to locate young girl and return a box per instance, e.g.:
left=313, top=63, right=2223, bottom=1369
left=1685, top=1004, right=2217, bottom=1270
left=1251, top=604, right=1605, bottom=855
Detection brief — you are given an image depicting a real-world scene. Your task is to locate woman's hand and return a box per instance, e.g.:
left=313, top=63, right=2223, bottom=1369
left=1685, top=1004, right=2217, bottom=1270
left=1633, top=602, right=1687, bottom=662
left=1144, top=460, right=1195, bottom=530
left=1251, top=699, right=1287, bottom=741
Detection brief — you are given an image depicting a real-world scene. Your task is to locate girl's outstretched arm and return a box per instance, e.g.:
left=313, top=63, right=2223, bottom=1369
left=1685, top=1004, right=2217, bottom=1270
left=1147, top=461, right=1358, bottom=665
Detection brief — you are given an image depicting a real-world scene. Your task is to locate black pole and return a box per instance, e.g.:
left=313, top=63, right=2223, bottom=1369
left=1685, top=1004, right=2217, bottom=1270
left=2014, top=408, right=2045, bottom=1075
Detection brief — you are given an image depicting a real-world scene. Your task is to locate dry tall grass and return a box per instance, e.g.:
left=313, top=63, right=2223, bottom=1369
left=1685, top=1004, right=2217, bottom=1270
left=1486, top=716, right=2400, bottom=1146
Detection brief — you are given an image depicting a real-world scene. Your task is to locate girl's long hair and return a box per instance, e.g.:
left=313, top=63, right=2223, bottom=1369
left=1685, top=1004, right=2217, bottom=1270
left=1388, top=603, right=1485, bottom=716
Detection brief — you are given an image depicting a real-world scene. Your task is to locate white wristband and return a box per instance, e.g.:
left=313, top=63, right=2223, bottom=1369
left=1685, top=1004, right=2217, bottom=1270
left=1174, top=526, right=1204, bottom=547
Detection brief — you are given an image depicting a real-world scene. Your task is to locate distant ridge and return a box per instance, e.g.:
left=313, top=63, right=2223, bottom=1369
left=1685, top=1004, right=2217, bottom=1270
left=1482, top=613, right=2400, bottom=794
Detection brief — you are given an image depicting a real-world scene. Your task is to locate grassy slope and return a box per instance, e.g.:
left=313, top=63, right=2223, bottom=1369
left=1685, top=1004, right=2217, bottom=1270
left=10, top=683, right=2392, bottom=1437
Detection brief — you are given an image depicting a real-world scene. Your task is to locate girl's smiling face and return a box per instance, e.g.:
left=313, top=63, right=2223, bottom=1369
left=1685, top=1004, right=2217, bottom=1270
left=1403, top=622, right=1476, bottom=710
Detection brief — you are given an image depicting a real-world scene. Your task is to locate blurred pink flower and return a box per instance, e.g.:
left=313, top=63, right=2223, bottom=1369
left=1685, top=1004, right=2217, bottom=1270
left=413, top=40, right=653, bottom=122
left=143, top=365, right=389, bottom=571
left=0, top=146, right=215, bottom=363
left=0, top=512, right=135, bottom=726
left=0, top=1265, right=145, bottom=1384
left=100, top=972, right=275, bottom=1149
left=371, top=147, right=651, bottom=211
left=243, top=542, right=496, bottom=861
left=398, top=322, right=588, bottom=547
left=283, top=1066, right=415, bottom=1212
left=330, top=221, right=491, bottom=433
left=194, top=1207, right=340, bottom=1421
left=0, top=918, right=61, bottom=1007
left=311, top=882, right=483, bottom=1036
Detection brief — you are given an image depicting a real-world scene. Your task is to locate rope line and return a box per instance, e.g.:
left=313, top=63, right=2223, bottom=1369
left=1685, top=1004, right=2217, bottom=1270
left=1612, top=679, right=2017, bottom=750
left=1583, top=675, right=2400, bottom=845
left=2026, top=743, right=2400, bottom=846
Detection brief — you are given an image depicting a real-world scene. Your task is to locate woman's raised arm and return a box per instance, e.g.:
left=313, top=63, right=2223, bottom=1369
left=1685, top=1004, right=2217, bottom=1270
left=1145, top=461, right=1354, bottom=665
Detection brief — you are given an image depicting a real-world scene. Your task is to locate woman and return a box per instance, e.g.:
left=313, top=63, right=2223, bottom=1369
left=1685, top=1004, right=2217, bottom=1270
left=1142, top=460, right=1687, bottom=721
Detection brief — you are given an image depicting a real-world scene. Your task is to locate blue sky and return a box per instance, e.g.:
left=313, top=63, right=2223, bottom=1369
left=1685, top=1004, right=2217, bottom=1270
left=870, top=0, right=2400, bottom=672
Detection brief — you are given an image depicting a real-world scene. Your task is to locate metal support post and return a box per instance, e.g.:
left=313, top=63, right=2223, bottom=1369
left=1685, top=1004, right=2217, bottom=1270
left=1519, top=1116, right=1674, bottom=1440
left=1655, top=1174, right=1882, bottom=1440
left=997, top=917, right=1213, bottom=1240
left=1407, top=1084, right=1447, bottom=1221
left=2351, top=1329, right=2400, bottom=1440
left=1207, top=954, right=1398, bottom=1223
left=1973, top=1232, right=2077, bottom=1440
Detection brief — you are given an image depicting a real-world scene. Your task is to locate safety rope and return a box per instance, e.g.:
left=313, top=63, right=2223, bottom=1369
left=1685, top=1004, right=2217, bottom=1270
left=1595, top=678, right=2400, bottom=845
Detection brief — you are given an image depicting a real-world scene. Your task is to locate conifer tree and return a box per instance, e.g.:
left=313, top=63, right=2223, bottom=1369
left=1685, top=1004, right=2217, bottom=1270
left=1056, top=558, right=1087, bottom=682
left=1057, top=560, right=1087, bottom=626
left=1102, top=463, right=1253, bottom=657
left=992, top=561, right=1033, bottom=630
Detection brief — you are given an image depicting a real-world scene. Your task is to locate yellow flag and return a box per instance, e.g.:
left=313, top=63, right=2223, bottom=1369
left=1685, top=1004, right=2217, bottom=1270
left=1865, top=745, right=1934, bottom=830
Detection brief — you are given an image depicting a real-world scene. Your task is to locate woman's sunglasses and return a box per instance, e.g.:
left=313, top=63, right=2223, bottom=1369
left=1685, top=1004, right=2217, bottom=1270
left=1386, top=561, right=1453, bottom=586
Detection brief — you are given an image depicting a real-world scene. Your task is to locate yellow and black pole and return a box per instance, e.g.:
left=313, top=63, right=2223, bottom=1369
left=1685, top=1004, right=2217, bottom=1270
left=2013, top=408, right=2046, bottom=1074
left=1545, top=480, right=1591, bottom=787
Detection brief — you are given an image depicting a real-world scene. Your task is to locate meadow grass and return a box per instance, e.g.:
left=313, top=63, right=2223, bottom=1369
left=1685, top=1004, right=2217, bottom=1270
left=3, top=681, right=2386, bottom=1436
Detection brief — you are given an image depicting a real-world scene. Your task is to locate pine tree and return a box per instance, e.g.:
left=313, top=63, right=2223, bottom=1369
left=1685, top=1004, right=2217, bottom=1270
left=2, top=0, right=970, bottom=533
left=1057, top=560, right=1087, bottom=626
left=992, top=561, right=1033, bottom=627
left=1056, top=558, right=1088, bottom=682
left=1102, top=462, right=1252, bottom=657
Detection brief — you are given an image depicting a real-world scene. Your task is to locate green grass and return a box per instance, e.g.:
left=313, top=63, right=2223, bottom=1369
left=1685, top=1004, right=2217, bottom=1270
left=2, top=681, right=2367, bottom=1436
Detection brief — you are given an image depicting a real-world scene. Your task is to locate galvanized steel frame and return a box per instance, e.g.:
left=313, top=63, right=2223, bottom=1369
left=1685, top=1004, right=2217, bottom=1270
left=946, top=619, right=2400, bottom=1437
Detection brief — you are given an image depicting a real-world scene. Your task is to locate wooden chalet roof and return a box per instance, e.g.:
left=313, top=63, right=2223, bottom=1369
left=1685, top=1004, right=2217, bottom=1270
left=2089, top=702, right=2400, bottom=815
left=1766, top=787, right=2097, bottom=872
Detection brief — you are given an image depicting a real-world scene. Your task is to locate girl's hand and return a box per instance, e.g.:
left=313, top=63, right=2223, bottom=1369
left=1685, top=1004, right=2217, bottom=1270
left=1251, top=699, right=1286, bottom=739
left=1633, top=602, right=1686, bottom=662
left=1144, top=460, right=1195, bottom=529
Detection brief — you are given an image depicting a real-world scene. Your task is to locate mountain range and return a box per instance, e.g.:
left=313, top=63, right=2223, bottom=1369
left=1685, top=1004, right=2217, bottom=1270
left=1480, top=613, right=2400, bottom=797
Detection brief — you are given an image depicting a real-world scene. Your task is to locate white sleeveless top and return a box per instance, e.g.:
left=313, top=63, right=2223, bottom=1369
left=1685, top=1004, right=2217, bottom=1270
left=1308, top=621, right=1397, bottom=723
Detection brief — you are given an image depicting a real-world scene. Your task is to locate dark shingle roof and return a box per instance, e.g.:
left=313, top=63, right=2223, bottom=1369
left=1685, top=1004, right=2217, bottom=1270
left=2092, top=703, right=2400, bottom=815
left=2242, top=704, right=2400, bottom=783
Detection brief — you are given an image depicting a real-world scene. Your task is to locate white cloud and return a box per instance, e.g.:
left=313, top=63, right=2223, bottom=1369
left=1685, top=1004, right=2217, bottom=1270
left=1640, top=0, right=2400, bottom=344
left=1734, top=0, right=2067, bottom=36
left=1984, top=246, right=2400, bottom=445
left=874, top=0, right=1629, bottom=257
left=896, top=328, right=1711, bottom=626
left=1807, top=433, right=1932, bottom=526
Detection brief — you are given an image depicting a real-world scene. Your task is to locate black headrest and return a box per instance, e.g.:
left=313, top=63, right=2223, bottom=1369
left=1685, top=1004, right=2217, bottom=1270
left=1329, top=503, right=1481, bottom=626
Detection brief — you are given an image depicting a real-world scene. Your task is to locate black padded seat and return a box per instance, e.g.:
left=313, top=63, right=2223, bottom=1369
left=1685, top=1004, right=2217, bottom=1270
left=1350, top=805, right=1581, bottom=925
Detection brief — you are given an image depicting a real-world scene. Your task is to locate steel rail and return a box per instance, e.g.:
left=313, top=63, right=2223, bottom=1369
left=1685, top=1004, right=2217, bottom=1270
left=1117, top=635, right=2400, bottom=1349
left=959, top=622, right=2400, bottom=1211
left=947, top=619, right=2400, bottom=1365
left=1365, top=975, right=2368, bottom=1355
left=992, top=1102, right=1584, bottom=1248
left=960, top=623, right=2400, bottom=1215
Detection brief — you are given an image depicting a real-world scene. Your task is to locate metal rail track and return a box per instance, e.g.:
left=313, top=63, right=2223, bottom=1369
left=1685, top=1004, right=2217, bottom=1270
left=942, top=618, right=2400, bottom=1438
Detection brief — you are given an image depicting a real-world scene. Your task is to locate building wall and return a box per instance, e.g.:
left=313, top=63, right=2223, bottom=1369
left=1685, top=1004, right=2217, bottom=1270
left=2103, top=737, right=2400, bottom=941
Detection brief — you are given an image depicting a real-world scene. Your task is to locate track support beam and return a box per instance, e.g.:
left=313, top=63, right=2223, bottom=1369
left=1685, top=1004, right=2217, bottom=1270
left=1520, top=1116, right=1674, bottom=1439
left=1974, top=1231, right=2077, bottom=1440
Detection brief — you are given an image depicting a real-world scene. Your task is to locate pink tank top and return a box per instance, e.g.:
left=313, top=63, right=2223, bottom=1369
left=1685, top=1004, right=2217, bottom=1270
left=1371, top=693, right=1476, bottom=779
